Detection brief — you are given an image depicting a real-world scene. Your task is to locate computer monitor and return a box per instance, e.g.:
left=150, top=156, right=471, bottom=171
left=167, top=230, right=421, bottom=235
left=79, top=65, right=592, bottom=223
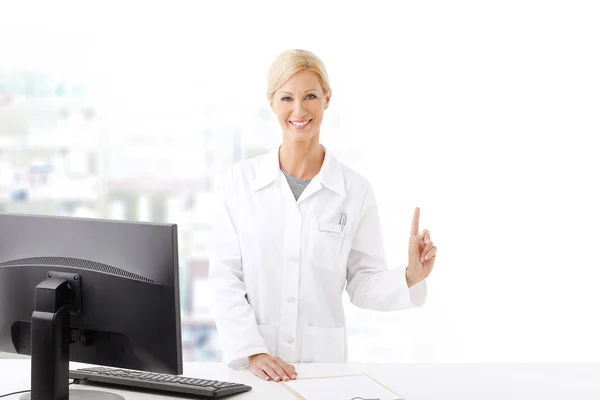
left=0, top=212, right=182, bottom=400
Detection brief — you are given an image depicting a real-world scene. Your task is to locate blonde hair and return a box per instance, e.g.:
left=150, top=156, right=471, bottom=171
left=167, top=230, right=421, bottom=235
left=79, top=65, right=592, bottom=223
left=267, top=49, right=332, bottom=103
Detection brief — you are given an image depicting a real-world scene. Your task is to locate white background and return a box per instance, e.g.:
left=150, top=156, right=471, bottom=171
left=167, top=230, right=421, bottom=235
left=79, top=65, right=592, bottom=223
left=2, top=0, right=599, bottom=362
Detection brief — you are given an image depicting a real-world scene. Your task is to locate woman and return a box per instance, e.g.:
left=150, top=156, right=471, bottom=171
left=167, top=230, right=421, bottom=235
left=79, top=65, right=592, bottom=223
left=208, top=49, right=437, bottom=382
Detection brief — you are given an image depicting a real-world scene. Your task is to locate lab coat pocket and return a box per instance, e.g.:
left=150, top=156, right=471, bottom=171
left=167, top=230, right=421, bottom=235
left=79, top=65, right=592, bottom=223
left=307, top=220, right=352, bottom=272
left=301, top=325, right=346, bottom=363
left=257, top=324, right=278, bottom=356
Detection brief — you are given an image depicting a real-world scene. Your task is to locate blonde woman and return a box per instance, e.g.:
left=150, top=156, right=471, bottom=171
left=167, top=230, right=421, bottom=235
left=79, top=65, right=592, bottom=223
left=208, top=49, right=437, bottom=382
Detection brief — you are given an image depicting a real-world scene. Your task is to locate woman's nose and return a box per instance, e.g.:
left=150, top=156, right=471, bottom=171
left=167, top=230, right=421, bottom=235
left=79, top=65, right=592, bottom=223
left=293, top=101, right=306, bottom=117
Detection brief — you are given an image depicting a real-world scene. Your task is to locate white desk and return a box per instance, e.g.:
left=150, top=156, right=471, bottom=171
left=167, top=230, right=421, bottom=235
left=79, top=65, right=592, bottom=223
left=1, top=360, right=600, bottom=399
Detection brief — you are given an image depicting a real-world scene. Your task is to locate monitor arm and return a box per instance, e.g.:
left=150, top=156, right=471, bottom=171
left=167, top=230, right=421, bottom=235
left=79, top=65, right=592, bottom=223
left=30, top=276, right=71, bottom=400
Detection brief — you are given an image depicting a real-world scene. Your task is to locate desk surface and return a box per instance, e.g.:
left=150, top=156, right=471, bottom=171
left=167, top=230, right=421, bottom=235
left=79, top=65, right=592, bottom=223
left=1, top=360, right=600, bottom=400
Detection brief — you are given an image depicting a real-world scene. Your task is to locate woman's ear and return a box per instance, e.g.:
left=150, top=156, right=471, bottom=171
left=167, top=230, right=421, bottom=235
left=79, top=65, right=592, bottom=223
left=324, top=94, right=331, bottom=110
left=268, top=95, right=275, bottom=112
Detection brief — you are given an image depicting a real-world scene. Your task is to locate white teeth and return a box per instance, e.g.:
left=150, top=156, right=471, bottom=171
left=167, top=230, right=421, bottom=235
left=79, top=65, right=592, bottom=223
left=291, top=120, right=309, bottom=126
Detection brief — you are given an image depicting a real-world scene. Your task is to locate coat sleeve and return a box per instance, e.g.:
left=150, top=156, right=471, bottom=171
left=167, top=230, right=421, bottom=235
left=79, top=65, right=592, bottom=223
left=208, top=167, right=270, bottom=369
left=345, top=185, right=428, bottom=311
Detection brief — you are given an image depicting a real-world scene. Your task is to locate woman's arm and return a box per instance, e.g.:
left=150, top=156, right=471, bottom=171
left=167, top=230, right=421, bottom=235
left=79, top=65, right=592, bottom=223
left=345, top=186, right=428, bottom=311
left=208, top=167, right=270, bottom=368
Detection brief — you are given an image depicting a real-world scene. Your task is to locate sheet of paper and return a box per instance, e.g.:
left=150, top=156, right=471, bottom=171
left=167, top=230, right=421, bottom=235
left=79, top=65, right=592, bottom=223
left=282, top=374, right=405, bottom=400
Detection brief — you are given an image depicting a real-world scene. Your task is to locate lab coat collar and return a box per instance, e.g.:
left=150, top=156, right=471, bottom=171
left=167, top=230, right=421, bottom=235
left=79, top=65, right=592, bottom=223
left=251, top=144, right=346, bottom=197
left=251, top=146, right=281, bottom=191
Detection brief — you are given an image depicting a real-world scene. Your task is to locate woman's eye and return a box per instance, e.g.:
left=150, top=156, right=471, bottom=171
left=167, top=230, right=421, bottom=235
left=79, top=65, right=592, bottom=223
left=281, top=94, right=316, bottom=101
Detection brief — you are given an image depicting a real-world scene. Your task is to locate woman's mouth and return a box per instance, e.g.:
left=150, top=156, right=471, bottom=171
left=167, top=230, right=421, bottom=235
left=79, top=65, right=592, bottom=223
left=289, top=119, right=312, bottom=130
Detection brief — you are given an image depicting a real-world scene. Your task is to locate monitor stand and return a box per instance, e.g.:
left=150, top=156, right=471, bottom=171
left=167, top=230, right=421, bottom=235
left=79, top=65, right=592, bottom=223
left=20, top=390, right=125, bottom=400
left=19, top=275, right=125, bottom=400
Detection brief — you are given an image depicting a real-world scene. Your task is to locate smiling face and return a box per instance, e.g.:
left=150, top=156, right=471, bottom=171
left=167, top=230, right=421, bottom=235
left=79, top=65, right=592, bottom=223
left=271, top=70, right=330, bottom=144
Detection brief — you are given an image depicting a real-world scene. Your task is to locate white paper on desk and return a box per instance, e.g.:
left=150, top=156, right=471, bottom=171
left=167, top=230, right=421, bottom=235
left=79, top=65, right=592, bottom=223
left=282, top=374, right=404, bottom=400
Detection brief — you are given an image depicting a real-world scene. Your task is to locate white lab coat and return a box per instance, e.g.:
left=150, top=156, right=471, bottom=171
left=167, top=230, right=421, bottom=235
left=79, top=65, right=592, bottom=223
left=208, top=145, right=427, bottom=369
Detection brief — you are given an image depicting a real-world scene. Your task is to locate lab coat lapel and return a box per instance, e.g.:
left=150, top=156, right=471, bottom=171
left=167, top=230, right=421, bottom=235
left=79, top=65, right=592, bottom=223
left=296, top=179, right=323, bottom=204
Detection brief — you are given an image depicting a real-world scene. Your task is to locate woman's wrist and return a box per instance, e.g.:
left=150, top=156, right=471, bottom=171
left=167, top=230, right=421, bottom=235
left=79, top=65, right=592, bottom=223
left=249, top=353, right=267, bottom=362
left=405, top=267, right=420, bottom=288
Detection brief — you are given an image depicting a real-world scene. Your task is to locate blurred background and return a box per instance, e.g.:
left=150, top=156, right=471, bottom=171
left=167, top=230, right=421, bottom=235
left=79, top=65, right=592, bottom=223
left=1, top=0, right=599, bottom=363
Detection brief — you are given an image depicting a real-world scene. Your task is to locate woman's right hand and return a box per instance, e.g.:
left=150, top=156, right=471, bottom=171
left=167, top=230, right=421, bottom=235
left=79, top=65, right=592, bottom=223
left=248, top=353, right=297, bottom=382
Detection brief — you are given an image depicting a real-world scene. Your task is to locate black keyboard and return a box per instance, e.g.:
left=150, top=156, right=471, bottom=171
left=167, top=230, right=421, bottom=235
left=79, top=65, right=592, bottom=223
left=69, top=367, right=252, bottom=398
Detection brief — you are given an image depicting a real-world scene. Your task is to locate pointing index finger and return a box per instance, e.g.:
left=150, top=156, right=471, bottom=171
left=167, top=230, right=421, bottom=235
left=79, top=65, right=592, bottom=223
left=411, top=207, right=420, bottom=237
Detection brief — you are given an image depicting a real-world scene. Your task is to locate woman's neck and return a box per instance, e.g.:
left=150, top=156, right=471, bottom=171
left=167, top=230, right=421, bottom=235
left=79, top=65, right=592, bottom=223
left=279, top=138, right=325, bottom=180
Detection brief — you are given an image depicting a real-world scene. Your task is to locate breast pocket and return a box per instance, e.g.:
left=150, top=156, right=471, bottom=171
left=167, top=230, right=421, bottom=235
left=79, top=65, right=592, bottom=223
left=307, top=220, right=352, bottom=272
